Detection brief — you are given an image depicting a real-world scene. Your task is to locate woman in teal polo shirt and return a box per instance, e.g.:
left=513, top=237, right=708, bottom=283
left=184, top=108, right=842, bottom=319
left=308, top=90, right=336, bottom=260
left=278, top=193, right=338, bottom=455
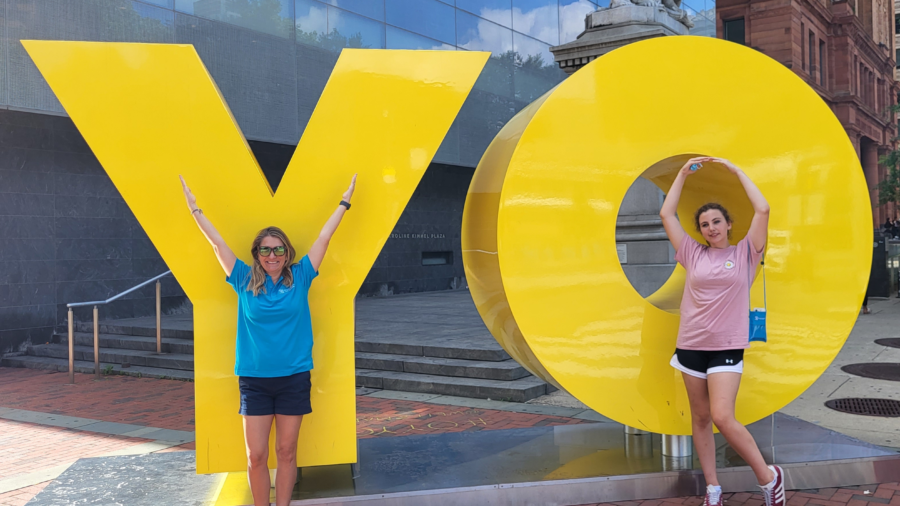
left=180, top=174, right=356, bottom=506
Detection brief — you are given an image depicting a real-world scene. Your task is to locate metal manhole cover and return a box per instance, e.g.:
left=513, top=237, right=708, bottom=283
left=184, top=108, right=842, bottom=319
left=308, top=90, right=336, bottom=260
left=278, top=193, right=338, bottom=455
left=841, top=363, right=900, bottom=381
left=824, top=398, right=900, bottom=417
left=875, top=338, right=900, bottom=349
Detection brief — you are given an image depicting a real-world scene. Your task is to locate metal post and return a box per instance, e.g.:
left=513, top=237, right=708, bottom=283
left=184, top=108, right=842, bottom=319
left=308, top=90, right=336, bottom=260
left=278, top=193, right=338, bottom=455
left=624, top=430, right=653, bottom=461
left=68, top=309, right=75, bottom=384
left=93, top=306, right=100, bottom=379
left=661, top=434, right=693, bottom=471
left=156, top=280, right=162, bottom=354
left=624, top=425, right=649, bottom=435
left=661, top=434, right=693, bottom=457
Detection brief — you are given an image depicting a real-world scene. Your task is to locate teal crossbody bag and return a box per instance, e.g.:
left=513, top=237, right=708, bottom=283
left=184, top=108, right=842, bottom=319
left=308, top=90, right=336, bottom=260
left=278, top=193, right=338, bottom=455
left=748, top=243, right=767, bottom=343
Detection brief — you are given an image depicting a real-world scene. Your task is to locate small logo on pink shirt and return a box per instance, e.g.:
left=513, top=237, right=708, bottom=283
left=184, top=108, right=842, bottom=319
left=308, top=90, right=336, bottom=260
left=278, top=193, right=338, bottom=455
left=724, top=260, right=735, bottom=270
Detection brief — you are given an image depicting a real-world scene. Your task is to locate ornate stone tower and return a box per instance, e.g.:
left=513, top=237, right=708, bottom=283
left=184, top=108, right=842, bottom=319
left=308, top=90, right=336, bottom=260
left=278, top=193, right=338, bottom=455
left=550, top=0, right=695, bottom=74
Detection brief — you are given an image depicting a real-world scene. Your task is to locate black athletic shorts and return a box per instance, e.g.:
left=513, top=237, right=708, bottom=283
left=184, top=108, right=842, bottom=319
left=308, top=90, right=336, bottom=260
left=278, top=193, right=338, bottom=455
left=238, top=371, right=312, bottom=416
left=669, top=348, right=744, bottom=379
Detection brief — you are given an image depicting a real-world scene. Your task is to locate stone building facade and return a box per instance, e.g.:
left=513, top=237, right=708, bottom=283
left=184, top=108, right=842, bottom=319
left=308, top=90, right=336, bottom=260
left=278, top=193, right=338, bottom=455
left=716, top=0, right=899, bottom=225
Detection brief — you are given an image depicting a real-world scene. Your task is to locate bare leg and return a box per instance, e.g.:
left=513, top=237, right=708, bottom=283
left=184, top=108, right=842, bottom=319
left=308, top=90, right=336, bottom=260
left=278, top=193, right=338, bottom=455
left=708, top=372, right=775, bottom=485
left=243, top=415, right=274, bottom=506
left=682, top=373, right=718, bottom=486
left=274, top=414, right=303, bottom=506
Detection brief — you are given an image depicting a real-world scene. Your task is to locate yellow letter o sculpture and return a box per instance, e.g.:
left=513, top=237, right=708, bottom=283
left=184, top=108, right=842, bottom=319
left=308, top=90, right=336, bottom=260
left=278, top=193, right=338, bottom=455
left=463, top=36, right=872, bottom=435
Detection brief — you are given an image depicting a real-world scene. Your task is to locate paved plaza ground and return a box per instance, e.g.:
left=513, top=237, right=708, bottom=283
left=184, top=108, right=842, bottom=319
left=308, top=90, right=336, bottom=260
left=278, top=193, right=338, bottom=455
left=1, top=295, right=899, bottom=505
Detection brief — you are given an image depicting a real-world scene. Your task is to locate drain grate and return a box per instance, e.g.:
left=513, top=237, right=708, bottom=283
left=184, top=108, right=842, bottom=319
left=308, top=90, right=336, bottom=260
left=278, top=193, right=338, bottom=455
left=875, top=338, right=900, bottom=349
left=825, top=398, right=900, bottom=417
left=841, top=363, right=900, bottom=381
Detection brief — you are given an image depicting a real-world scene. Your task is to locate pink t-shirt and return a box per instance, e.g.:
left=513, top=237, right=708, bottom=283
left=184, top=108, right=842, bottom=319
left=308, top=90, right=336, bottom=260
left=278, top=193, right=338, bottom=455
left=675, top=235, right=763, bottom=350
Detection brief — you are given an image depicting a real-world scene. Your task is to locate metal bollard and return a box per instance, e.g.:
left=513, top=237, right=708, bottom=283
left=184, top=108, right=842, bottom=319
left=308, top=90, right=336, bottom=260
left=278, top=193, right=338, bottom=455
left=93, top=306, right=100, bottom=379
left=68, top=309, right=75, bottom=384
left=156, top=280, right=162, bottom=354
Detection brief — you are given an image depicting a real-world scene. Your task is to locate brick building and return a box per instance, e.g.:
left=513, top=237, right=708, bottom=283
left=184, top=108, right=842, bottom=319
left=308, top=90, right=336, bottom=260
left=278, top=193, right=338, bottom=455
left=716, top=0, right=899, bottom=225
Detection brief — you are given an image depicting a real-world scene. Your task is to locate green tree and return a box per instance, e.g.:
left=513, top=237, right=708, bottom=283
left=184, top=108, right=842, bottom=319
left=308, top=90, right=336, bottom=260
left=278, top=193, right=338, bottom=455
left=297, top=28, right=368, bottom=52
left=876, top=104, right=900, bottom=208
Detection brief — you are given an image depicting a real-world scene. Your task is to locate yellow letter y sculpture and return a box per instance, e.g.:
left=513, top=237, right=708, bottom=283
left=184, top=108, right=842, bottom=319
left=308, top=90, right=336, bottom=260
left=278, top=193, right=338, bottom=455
left=24, top=41, right=487, bottom=473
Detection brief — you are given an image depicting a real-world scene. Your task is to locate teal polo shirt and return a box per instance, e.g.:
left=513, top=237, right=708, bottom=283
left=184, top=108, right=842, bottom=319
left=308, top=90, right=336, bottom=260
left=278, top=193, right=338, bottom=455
left=226, top=256, right=318, bottom=377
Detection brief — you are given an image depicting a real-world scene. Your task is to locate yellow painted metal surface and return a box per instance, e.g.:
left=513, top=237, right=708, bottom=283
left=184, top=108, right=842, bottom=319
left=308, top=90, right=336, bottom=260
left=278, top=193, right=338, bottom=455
left=24, top=40, right=487, bottom=472
left=463, top=36, right=871, bottom=435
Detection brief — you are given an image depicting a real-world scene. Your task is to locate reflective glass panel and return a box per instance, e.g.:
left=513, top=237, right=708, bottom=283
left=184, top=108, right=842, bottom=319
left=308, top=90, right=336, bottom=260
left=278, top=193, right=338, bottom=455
left=386, top=26, right=455, bottom=50
left=457, top=8, right=513, bottom=54
left=689, top=12, right=715, bottom=37
left=385, top=0, right=455, bottom=45
left=512, top=32, right=564, bottom=103
left=175, top=0, right=294, bottom=38
left=140, top=0, right=175, bottom=8
left=681, top=0, right=698, bottom=16
left=512, top=0, right=559, bottom=45
left=328, top=6, right=385, bottom=48
left=329, top=0, right=384, bottom=21
left=457, top=0, right=512, bottom=28
left=559, top=0, right=596, bottom=44
left=296, top=0, right=328, bottom=46
left=512, top=32, right=554, bottom=69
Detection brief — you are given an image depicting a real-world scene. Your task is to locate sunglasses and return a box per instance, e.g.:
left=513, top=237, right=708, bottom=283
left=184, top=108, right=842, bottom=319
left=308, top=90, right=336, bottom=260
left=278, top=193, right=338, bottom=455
left=258, top=246, right=286, bottom=257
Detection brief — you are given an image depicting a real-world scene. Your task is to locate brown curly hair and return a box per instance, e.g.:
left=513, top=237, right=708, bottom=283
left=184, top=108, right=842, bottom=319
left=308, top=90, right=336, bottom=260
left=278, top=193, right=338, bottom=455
left=694, top=203, right=732, bottom=239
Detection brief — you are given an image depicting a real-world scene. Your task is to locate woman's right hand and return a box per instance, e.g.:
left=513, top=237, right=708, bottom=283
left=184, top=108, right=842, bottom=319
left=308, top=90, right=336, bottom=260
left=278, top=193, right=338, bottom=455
left=179, top=175, right=198, bottom=212
left=679, top=157, right=712, bottom=176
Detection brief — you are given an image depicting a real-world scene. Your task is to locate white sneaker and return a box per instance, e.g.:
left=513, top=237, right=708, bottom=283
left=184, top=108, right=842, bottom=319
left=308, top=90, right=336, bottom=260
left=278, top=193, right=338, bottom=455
left=704, top=484, right=723, bottom=506
left=759, top=465, right=785, bottom=506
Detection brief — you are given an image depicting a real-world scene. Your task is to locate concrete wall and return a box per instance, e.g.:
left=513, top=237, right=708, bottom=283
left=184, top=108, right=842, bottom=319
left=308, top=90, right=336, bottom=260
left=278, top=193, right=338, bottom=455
left=0, top=109, right=186, bottom=354
left=360, top=164, right=471, bottom=296
left=617, top=177, right=676, bottom=298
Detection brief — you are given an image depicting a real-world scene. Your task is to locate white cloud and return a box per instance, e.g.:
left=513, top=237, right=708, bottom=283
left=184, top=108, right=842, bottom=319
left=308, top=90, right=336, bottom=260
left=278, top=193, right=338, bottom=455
left=512, top=3, right=560, bottom=45
left=296, top=1, right=327, bottom=34
left=560, top=0, right=598, bottom=44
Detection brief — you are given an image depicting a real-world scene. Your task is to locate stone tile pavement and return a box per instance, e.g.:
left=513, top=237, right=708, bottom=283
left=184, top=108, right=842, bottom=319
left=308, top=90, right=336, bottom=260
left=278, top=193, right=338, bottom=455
left=577, top=483, right=900, bottom=506
left=355, top=395, right=592, bottom=438
left=0, top=368, right=599, bottom=505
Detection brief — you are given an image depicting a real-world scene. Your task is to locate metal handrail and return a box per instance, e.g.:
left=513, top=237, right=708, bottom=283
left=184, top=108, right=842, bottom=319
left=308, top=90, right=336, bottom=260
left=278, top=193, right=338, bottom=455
left=65, top=271, right=172, bottom=383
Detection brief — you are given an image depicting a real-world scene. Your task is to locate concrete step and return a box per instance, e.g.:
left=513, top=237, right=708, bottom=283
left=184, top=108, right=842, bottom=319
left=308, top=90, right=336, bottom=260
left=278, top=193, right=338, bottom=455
left=355, top=340, right=510, bottom=362
left=355, top=352, right=529, bottom=381
left=356, top=369, right=549, bottom=402
left=73, top=319, right=193, bottom=340
left=58, top=332, right=194, bottom=355
left=0, top=355, right=193, bottom=381
left=27, top=344, right=194, bottom=371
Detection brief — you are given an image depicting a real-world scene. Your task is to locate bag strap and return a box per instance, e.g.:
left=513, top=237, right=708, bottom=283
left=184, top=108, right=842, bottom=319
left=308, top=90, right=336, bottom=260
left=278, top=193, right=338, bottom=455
left=747, top=241, right=767, bottom=311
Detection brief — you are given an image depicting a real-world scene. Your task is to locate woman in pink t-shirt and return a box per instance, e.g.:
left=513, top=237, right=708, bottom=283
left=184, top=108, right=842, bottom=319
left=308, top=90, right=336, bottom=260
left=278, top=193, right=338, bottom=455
left=660, top=157, right=784, bottom=506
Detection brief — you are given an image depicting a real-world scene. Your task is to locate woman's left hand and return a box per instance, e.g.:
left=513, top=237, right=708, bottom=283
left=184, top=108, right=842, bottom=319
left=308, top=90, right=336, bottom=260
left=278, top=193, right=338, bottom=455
left=342, top=174, right=357, bottom=203
left=706, top=157, right=742, bottom=175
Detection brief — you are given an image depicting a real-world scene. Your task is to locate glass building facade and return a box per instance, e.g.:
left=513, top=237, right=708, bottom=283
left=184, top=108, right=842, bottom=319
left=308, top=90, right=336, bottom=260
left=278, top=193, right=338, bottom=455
left=0, top=0, right=714, bottom=167
left=0, top=0, right=718, bottom=348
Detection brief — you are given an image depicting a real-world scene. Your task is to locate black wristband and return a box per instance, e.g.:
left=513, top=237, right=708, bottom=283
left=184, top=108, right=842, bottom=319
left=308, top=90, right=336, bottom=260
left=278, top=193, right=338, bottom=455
left=191, top=208, right=203, bottom=215
left=340, top=200, right=351, bottom=210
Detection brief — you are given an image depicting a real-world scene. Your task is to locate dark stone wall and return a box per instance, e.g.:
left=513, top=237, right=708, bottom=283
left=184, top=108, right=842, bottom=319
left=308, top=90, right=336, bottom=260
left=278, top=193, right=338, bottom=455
left=0, top=110, right=473, bottom=352
left=360, top=163, right=472, bottom=297
left=0, top=109, right=186, bottom=354
left=238, top=144, right=472, bottom=297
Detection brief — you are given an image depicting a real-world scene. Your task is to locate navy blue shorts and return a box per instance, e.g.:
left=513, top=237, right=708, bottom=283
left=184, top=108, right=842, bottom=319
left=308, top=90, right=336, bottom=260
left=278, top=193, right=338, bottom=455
left=238, top=371, right=312, bottom=416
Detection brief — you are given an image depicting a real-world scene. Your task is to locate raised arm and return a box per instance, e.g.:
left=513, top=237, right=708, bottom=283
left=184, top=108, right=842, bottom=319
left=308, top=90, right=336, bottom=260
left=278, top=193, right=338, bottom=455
left=709, top=157, right=770, bottom=252
left=660, top=157, right=704, bottom=251
left=307, top=174, right=356, bottom=272
left=179, top=175, right=237, bottom=276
